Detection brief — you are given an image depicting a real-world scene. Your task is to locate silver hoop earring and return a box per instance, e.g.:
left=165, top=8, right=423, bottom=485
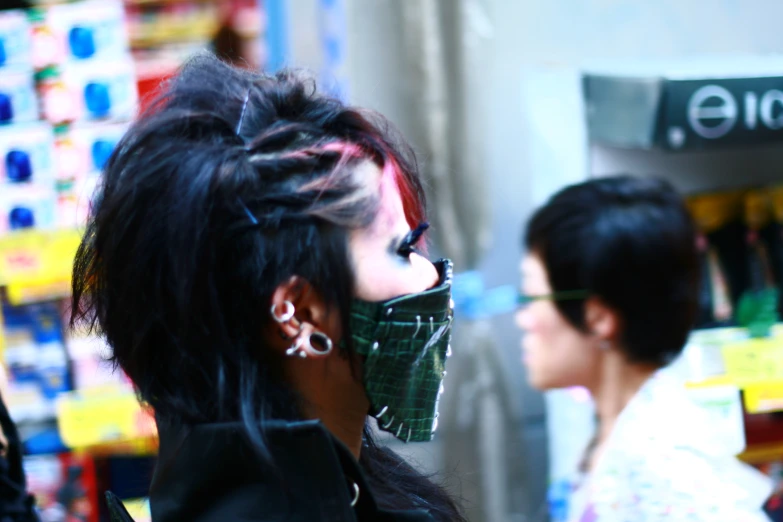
left=271, top=301, right=295, bottom=323
left=303, top=331, right=333, bottom=357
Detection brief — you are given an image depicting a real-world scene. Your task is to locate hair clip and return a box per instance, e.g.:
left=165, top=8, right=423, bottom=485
left=235, top=89, right=251, bottom=137
left=238, top=198, right=258, bottom=226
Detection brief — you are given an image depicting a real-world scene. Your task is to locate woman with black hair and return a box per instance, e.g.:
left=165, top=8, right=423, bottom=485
left=516, top=176, right=772, bottom=522
left=70, top=54, right=464, bottom=522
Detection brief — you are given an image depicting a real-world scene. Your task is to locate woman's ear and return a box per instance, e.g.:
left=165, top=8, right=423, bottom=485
left=584, top=297, right=620, bottom=343
left=269, top=277, right=336, bottom=343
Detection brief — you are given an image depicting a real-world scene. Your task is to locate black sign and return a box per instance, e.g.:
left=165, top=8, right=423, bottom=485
left=659, top=77, right=783, bottom=150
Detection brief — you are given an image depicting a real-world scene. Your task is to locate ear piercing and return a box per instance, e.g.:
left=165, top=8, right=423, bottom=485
left=271, top=301, right=296, bottom=323
left=271, top=300, right=333, bottom=358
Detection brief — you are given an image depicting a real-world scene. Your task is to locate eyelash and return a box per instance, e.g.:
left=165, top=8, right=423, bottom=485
left=398, top=222, right=430, bottom=258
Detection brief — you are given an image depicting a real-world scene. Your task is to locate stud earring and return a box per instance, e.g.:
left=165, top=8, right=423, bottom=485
left=286, top=338, right=307, bottom=358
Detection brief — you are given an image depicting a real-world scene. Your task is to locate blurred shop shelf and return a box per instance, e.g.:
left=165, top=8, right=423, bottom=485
left=740, top=443, right=783, bottom=465
left=0, top=229, right=82, bottom=306
left=56, top=387, right=158, bottom=452
left=126, top=0, right=215, bottom=5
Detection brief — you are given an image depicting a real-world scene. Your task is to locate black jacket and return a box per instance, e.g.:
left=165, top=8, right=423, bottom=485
left=107, top=420, right=436, bottom=522
left=0, top=397, right=39, bottom=522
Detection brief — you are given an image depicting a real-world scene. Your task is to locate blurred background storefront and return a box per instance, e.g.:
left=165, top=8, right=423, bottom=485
left=3, top=1, right=783, bottom=521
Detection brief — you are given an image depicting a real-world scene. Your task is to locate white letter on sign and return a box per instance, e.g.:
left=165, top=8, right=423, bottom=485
left=760, top=89, right=783, bottom=130
left=745, top=92, right=758, bottom=130
left=688, top=85, right=738, bottom=139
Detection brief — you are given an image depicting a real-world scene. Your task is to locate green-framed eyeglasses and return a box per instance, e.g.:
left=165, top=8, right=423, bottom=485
left=517, top=290, right=590, bottom=306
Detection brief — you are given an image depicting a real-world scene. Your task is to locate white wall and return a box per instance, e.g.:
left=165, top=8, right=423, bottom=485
left=286, top=0, right=323, bottom=72
left=510, top=0, right=783, bottom=64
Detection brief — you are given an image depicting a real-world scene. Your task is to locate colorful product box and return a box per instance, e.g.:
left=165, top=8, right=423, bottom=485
left=56, top=175, right=99, bottom=230
left=30, top=13, right=65, bottom=71
left=40, top=59, right=138, bottom=124
left=55, top=122, right=127, bottom=181
left=27, top=302, right=70, bottom=400
left=1, top=304, right=67, bottom=423
left=0, top=68, right=38, bottom=124
left=30, top=0, right=128, bottom=70
left=24, top=452, right=99, bottom=522
left=0, top=10, right=32, bottom=70
left=0, top=183, right=57, bottom=233
left=2, top=305, right=38, bottom=386
left=67, top=325, right=131, bottom=392
left=0, top=122, right=55, bottom=185
left=46, top=0, right=129, bottom=63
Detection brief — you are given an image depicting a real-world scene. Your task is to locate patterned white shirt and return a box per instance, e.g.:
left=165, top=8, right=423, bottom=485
left=567, top=371, right=773, bottom=522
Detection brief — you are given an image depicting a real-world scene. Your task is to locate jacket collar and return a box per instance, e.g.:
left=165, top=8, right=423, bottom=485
left=148, top=419, right=433, bottom=522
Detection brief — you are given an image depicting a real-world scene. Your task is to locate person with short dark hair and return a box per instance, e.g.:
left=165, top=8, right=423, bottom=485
left=70, top=54, right=464, bottom=522
left=516, top=176, right=771, bottom=521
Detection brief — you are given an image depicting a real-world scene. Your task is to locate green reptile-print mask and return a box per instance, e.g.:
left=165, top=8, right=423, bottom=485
left=348, top=259, right=454, bottom=443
